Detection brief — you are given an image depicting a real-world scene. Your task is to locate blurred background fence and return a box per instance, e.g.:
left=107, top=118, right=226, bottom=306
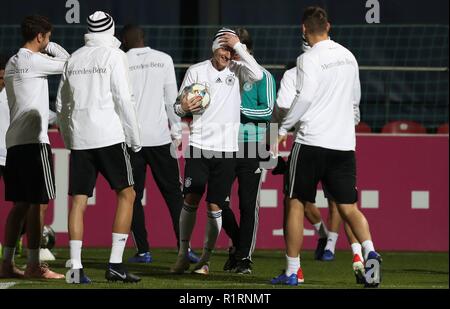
left=0, top=24, right=448, bottom=132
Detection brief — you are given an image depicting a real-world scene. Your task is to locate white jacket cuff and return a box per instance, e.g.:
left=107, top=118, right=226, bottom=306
left=278, top=127, right=288, bottom=136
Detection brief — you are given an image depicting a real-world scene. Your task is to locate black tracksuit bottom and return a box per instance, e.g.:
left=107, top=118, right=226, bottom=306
left=221, top=143, right=264, bottom=261
left=129, top=143, right=183, bottom=253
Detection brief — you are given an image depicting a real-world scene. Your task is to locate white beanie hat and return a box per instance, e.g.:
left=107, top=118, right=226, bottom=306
left=212, top=28, right=237, bottom=52
left=87, top=11, right=115, bottom=35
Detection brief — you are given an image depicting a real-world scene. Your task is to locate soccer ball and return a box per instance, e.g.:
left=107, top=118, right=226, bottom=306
left=184, top=83, right=210, bottom=114
left=40, top=225, right=56, bottom=250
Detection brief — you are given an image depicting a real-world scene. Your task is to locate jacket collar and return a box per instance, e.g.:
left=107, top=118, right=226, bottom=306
left=312, top=38, right=333, bottom=49
left=128, top=47, right=151, bottom=53
left=84, top=33, right=121, bottom=48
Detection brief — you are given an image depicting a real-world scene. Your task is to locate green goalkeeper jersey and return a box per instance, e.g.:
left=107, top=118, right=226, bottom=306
left=239, top=67, right=276, bottom=143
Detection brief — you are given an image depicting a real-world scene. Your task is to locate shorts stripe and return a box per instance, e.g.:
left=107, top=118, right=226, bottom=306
left=287, top=144, right=297, bottom=196
left=43, top=145, right=56, bottom=198
left=39, top=145, right=52, bottom=198
left=121, top=143, right=134, bottom=186
left=173, top=143, right=183, bottom=191
left=248, top=171, right=263, bottom=259
left=40, top=144, right=55, bottom=199
left=288, top=143, right=301, bottom=198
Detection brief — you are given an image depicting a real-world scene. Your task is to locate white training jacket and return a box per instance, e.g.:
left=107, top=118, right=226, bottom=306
left=0, top=88, right=9, bottom=165
left=56, top=33, right=141, bottom=151
left=126, top=47, right=181, bottom=147
left=275, top=66, right=360, bottom=137
left=4, top=43, right=69, bottom=149
left=175, top=42, right=263, bottom=152
left=279, top=39, right=361, bottom=151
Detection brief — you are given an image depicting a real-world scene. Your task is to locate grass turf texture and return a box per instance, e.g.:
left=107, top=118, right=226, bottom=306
left=1, top=248, right=448, bottom=289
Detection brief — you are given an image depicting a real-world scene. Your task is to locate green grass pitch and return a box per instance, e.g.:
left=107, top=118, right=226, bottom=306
left=1, top=248, right=448, bottom=289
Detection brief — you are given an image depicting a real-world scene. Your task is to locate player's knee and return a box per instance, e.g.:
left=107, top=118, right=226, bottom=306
left=337, top=203, right=358, bottom=219
left=207, top=203, right=221, bottom=211
left=71, top=195, right=88, bottom=211
left=287, top=198, right=305, bottom=210
left=328, top=200, right=338, bottom=212
left=9, top=206, right=29, bottom=222
left=118, top=186, right=136, bottom=203
left=13, top=202, right=29, bottom=213
left=184, top=193, right=201, bottom=206
left=329, top=206, right=340, bottom=222
left=304, top=202, right=316, bottom=216
left=40, top=204, right=49, bottom=211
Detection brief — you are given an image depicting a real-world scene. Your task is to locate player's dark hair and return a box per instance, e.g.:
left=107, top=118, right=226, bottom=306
left=235, top=27, right=253, bottom=53
left=121, top=24, right=145, bottom=52
left=302, top=6, right=329, bottom=35
left=0, top=54, right=7, bottom=70
left=21, top=15, right=53, bottom=43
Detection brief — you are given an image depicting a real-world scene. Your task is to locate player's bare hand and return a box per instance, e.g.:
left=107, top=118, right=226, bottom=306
left=219, top=34, right=240, bottom=49
left=270, top=142, right=279, bottom=158
left=269, top=134, right=286, bottom=157
left=173, top=138, right=182, bottom=150
left=278, top=134, right=287, bottom=148
left=181, top=94, right=203, bottom=113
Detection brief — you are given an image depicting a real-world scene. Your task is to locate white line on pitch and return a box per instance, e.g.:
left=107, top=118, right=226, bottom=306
left=0, top=282, right=17, bottom=289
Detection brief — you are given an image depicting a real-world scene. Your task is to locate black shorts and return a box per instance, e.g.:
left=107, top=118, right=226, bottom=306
left=287, top=143, right=357, bottom=204
left=69, top=143, right=134, bottom=197
left=183, top=146, right=236, bottom=208
left=4, top=143, right=56, bottom=204
left=0, top=165, right=4, bottom=179
left=322, top=183, right=334, bottom=201
left=283, top=158, right=335, bottom=200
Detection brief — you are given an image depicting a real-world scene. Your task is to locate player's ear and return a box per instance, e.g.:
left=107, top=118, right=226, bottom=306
left=326, top=22, right=331, bottom=33
left=36, top=33, right=43, bottom=44
left=302, top=24, right=306, bottom=35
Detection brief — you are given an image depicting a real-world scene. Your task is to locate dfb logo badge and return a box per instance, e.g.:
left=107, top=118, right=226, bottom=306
left=184, top=177, right=192, bottom=188
left=243, top=82, right=253, bottom=92
left=226, top=75, right=235, bottom=86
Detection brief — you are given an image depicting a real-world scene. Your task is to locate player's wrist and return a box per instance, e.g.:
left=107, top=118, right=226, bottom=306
left=44, top=42, right=55, bottom=54
left=171, top=132, right=182, bottom=140
left=174, top=102, right=187, bottom=116
left=278, top=128, right=288, bottom=136
left=233, top=41, right=244, bottom=51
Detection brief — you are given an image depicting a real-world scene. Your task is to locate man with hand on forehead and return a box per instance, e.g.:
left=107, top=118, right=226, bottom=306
left=171, top=28, right=263, bottom=275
